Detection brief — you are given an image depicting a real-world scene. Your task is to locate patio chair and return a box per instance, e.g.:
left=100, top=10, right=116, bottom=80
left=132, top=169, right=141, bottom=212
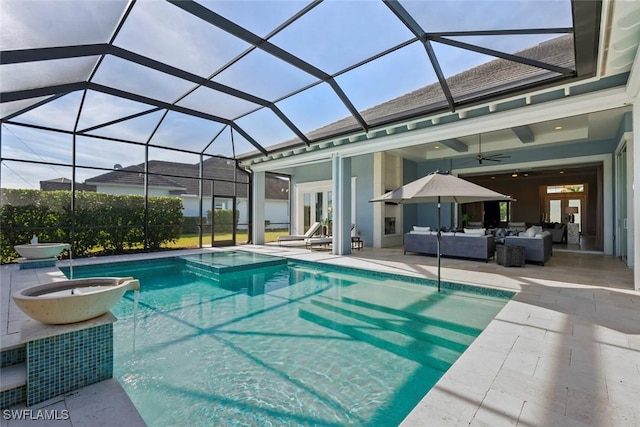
left=277, top=222, right=321, bottom=245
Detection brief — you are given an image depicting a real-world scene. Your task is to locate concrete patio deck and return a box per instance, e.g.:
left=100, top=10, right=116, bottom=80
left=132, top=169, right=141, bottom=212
left=1, top=245, right=637, bottom=426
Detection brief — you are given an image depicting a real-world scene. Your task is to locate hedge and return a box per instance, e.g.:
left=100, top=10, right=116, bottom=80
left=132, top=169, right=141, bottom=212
left=206, top=209, right=239, bottom=234
left=0, top=189, right=183, bottom=263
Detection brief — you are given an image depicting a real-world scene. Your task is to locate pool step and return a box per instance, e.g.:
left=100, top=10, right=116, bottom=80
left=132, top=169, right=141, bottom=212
left=0, top=362, right=27, bottom=409
left=0, top=363, right=27, bottom=392
left=341, top=294, right=484, bottom=337
left=310, top=296, right=473, bottom=352
left=299, top=304, right=460, bottom=372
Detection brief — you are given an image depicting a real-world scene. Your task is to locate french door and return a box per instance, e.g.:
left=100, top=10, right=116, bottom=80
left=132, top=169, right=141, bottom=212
left=546, top=196, right=585, bottom=231
left=302, top=189, right=332, bottom=235
left=295, top=179, right=356, bottom=237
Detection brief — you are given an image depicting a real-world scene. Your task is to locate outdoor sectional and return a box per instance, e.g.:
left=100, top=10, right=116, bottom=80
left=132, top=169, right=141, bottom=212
left=403, top=231, right=496, bottom=262
left=504, top=233, right=553, bottom=265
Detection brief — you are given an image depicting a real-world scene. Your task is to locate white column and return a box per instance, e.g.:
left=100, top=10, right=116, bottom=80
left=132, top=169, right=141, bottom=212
left=633, top=102, right=639, bottom=291
left=252, top=171, right=266, bottom=245
left=373, top=153, right=383, bottom=248
left=332, top=154, right=352, bottom=255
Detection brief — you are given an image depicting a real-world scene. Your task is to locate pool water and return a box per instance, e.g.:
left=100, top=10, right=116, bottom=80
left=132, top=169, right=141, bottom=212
left=64, top=256, right=512, bottom=426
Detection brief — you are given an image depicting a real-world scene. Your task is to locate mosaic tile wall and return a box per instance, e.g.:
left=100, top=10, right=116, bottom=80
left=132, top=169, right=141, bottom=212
left=1, top=346, right=26, bottom=368
left=1, top=386, right=26, bottom=409
left=27, top=323, right=113, bottom=406
left=18, top=259, right=57, bottom=270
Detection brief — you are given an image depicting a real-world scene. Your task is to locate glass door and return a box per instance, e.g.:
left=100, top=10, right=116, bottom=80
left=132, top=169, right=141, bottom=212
left=296, top=179, right=355, bottom=238
left=212, top=196, right=236, bottom=246
left=303, top=190, right=332, bottom=235
left=546, top=198, right=583, bottom=228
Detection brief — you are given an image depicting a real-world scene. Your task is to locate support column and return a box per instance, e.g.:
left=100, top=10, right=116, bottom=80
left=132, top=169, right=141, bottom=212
left=252, top=171, right=266, bottom=245
left=633, top=102, right=639, bottom=291
left=332, top=154, right=352, bottom=255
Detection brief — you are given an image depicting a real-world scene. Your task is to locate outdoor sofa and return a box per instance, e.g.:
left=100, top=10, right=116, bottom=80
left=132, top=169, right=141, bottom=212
left=504, top=232, right=553, bottom=265
left=403, top=229, right=496, bottom=262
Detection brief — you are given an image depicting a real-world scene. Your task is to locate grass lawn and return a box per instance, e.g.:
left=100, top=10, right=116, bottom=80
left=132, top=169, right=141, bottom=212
left=166, top=230, right=287, bottom=248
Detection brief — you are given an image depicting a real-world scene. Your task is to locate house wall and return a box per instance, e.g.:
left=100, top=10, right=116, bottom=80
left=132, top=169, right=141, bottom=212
left=94, top=184, right=169, bottom=197
left=290, top=154, right=375, bottom=246
left=415, top=159, right=457, bottom=230
left=412, top=139, right=618, bottom=233
left=264, top=200, right=290, bottom=229
left=468, top=173, right=599, bottom=235
left=403, top=159, right=418, bottom=234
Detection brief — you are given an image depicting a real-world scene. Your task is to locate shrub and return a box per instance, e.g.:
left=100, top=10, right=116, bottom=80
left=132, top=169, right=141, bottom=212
left=182, top=216, right=205, bottom=234
left=0, top=189, right=183, bottom=263
left=206, top=209, right=239, bottom=234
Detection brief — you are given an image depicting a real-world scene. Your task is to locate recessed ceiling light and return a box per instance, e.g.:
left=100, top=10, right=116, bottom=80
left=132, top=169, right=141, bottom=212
left=491, top=176, right=495, bottom=180
left=559, top=170, right=564, bottom=174
left=554, top=125, right=563, bottom=130
left=434, top=145, right=440, bottom=149
left=511, top=172, right=518, bottom=178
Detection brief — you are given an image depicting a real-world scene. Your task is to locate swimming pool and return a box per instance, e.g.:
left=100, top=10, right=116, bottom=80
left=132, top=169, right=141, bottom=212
left=64, top=253, right=512, bottom=426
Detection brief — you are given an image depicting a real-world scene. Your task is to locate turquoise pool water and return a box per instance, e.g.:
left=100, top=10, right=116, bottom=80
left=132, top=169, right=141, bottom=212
left=63, top=255, right=512, bottom=426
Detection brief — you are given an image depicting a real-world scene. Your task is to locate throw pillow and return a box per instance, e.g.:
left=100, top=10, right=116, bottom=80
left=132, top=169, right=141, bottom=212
left=413, top=226, right=431, bottom=232
left=463, top=228, right=485, bottom=236
left=526, top=227, right=536, bottom=237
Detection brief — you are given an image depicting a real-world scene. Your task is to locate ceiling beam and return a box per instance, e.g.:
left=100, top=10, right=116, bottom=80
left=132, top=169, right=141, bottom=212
left=512, top=125, right=535, bottom=143
left=0, top=44, right=108, bottom=65
left=572, top=0, right=602, bottom=77
left=1, top=93, right=67, bottom=121
left=430, top=36, right=575, bottom=76
left=426, top=28, right=573, bottom=37
left=0, top=82, right=88, bottom=103
left=440, top=138, right=468, bottom=152
left=78, top=107, right=162, bottom=133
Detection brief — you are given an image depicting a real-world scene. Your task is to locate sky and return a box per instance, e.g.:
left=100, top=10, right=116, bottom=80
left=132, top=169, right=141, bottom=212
left=1, top=0, right=574, bottom=189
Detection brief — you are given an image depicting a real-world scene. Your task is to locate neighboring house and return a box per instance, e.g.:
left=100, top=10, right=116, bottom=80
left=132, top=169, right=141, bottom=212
left=64, top=158, right=291, bottom=229
left=40, top=177, right=96, bottom=192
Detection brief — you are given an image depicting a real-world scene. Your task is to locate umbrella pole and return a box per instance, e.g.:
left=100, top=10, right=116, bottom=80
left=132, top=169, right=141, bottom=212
left=437, top=196, right=441, bottom=292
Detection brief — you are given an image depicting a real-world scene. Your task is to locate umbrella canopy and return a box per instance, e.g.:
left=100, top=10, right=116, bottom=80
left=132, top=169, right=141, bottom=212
left=370, top=171, right=513, bottom=292
left=370, top=171, right=514, bottom=204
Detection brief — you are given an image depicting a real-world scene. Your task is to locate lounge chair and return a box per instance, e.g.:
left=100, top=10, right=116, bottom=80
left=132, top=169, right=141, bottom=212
left=305, top=236, right=333, bottom=250
left=277, top=222, right=321, bottom=245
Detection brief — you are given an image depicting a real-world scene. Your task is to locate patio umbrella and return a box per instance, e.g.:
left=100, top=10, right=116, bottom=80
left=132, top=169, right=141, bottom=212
left=370, top=171, right=514, bottom=292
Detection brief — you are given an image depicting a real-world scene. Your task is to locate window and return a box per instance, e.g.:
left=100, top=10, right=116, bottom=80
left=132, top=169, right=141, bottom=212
left=547, top=184, right=585, bottom=193
left=499, top=201, right=510, bottom=222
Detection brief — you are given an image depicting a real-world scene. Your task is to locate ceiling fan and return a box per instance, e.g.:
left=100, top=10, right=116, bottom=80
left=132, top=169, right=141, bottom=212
left=472, top=134, right=510, bottom=164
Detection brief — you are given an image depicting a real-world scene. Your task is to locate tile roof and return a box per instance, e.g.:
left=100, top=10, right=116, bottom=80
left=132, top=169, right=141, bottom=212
left=245, top=35, right=575, bottom=156
left=85, top=158, right=288, bottom=200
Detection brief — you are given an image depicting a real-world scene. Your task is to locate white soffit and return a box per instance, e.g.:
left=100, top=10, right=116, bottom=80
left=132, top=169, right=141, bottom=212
left=247, top=85, right=631, bottom=172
